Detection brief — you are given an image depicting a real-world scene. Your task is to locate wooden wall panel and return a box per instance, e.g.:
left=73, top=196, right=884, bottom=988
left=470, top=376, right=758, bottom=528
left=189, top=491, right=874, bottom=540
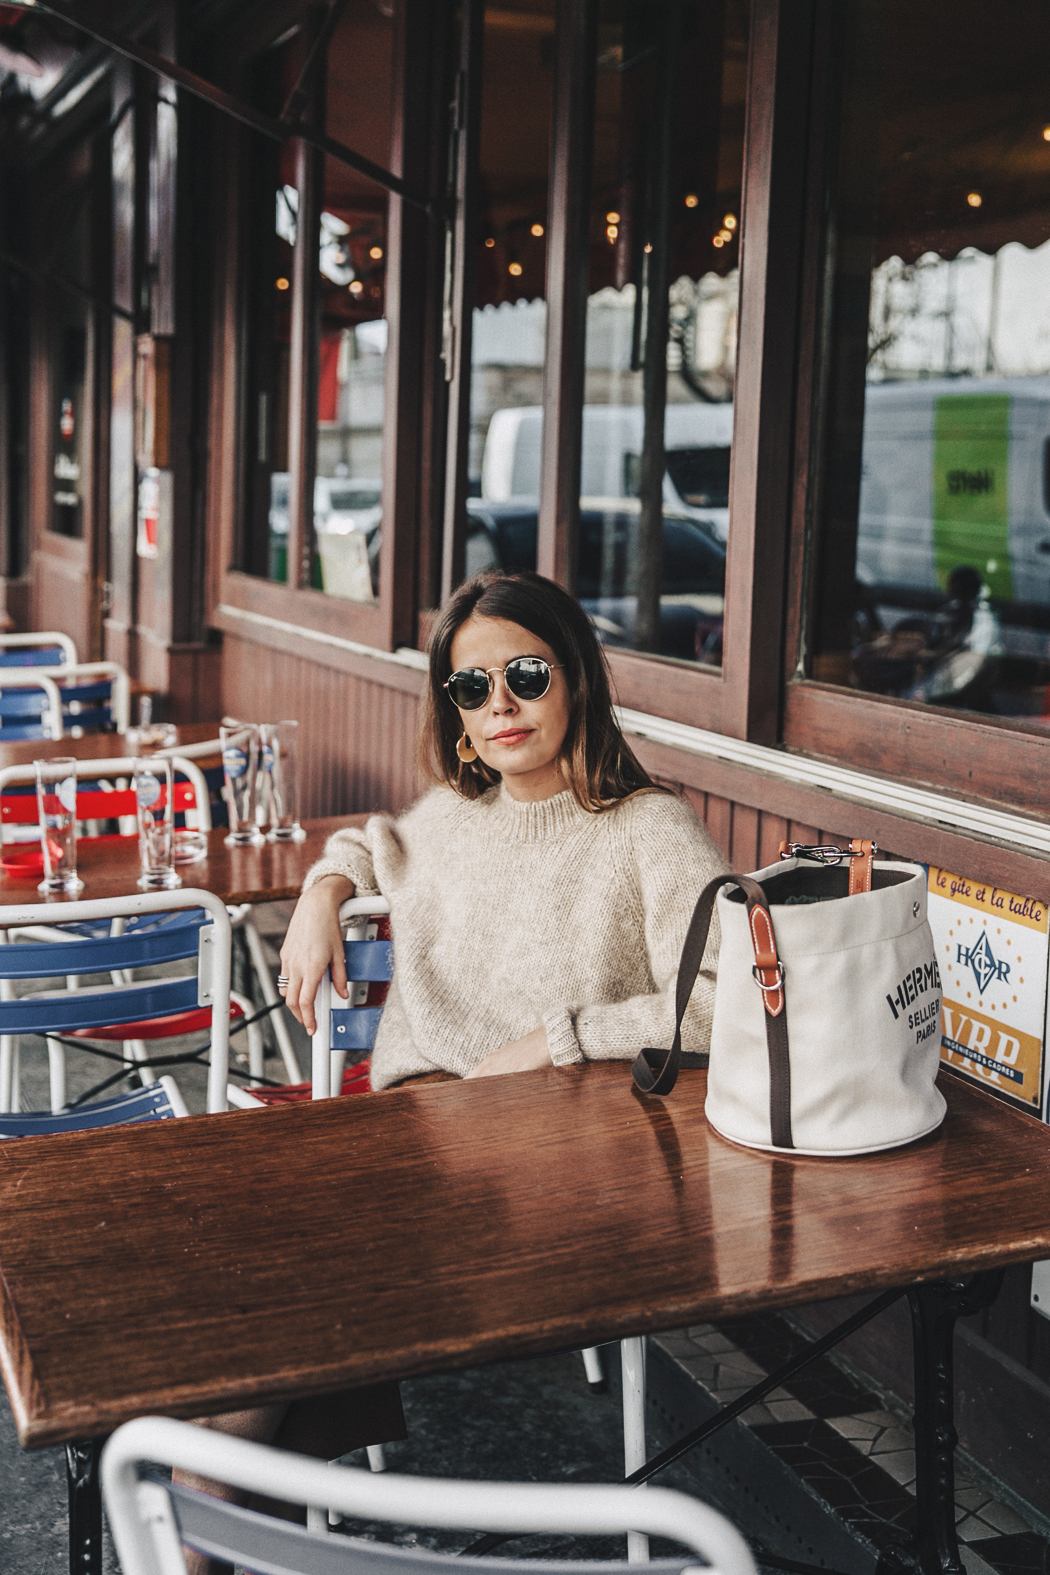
left=220, top=633, right=425, bottom=819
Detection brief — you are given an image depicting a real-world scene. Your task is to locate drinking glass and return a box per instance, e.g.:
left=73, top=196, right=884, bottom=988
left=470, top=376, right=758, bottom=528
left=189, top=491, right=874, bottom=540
left=261, top=720, right=306, bottom=842
left=127, top=693, right=176, bottom=753
left=34, top=757, right=83, bottom=895
left=221, top=724, right=264, bottom=847
left=135, top=756, right=181, bottom=890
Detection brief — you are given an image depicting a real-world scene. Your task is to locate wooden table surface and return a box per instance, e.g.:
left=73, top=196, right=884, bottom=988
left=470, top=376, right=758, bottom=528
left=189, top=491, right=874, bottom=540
left=0, top=722, right=223, bottom=772
left=1, top=1065, right=1048, bottom=1449
left=0, top=815, right=358, bottom=908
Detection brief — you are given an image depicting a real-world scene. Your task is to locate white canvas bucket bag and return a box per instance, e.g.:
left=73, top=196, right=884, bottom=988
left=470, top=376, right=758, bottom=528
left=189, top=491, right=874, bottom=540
left=633, top=841, right=947, bottom=1157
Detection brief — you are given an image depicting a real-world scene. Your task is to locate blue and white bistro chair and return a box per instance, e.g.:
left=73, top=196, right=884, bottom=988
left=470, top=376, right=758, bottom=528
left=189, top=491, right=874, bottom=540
left=306, top=900, right=649, bottom=1544
left=30, top=659, right=131, bottom=735
left=0, top=671, right=64, bottom=740
left=0, top=629, right=78, bottom=667
left=0, top=890, right=233, bottom=1119
left=102, top=1415, right=757, bottom=1575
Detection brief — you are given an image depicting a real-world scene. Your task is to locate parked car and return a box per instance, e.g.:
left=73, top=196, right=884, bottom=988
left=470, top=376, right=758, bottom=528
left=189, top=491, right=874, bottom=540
left=269, top=473, right=381, bottom=601
left=465, top=497, right=725, bottom=660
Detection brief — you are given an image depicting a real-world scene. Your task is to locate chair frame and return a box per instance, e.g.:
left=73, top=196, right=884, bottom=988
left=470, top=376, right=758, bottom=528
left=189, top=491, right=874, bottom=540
left=0, top=630, right=78, bottom=665
left=0, top=673, right=64, bottom=738
left=28, top=661, right=132, bottom=734
left=102, top=1415, right=757, bottom=1575
left=0, top=890, right=233, bottom=1114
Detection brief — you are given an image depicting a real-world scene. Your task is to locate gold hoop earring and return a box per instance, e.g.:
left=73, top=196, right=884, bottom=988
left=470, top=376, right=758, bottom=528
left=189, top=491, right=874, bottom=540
left=456, top=733, right=478, bottom=763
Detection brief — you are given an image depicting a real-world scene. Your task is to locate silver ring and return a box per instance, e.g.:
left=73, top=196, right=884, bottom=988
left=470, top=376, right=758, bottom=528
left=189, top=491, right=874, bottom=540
left=276, top=975, right=290, bottom=987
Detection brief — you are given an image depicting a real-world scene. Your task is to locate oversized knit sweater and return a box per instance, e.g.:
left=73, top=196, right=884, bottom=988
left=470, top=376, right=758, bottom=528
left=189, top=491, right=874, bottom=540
left=302, top=783, right=728, bottom=1090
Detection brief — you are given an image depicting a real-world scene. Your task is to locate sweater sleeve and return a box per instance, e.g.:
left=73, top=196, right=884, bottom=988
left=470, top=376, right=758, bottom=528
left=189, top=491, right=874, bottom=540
left=300, top=819, right=387, bottom=897
left=542, top=795, right=729, bottom=1065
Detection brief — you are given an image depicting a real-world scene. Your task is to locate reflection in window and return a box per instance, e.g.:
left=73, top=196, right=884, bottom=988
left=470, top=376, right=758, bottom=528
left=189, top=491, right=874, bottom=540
left=312, top=1, right=392, bottom=603
left=467, top=0, right=746, bottom=665
left=812, top=1, right=1050, bottom=723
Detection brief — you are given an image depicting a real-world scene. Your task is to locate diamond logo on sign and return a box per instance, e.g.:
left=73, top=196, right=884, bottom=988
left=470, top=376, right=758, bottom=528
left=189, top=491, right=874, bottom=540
left=136, top=772, right=161, bottom=809
left=222, top=746, right=248, bottom=780
left=961, top=928, right=1002, bottom=995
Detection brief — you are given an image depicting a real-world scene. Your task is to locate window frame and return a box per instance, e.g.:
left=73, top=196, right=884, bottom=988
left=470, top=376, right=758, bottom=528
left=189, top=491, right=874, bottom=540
left=779, top=0, right=1050, bottom=818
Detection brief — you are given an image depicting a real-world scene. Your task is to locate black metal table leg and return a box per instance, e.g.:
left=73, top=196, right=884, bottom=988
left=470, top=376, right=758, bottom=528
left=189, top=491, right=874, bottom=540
left=66, top=1437, right=105, bottom=1575
left=877, top=1270, right=1004, bottom=1575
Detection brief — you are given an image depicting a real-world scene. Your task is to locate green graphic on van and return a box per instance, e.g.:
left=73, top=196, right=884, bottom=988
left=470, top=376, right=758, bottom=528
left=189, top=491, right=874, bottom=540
left=933, top=394, right=1011, bottom=601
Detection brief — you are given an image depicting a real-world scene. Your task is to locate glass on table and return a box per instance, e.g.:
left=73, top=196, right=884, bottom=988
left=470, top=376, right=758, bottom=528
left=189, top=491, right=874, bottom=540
left=221, top=724, right=264, bottom=847
left=134, top=756, right=181, bottom=890
left=126, top=693, right=177, bottom=754
left=34, top=757, right=84, bottom=895
left=260, top=720, right=306, bottom=842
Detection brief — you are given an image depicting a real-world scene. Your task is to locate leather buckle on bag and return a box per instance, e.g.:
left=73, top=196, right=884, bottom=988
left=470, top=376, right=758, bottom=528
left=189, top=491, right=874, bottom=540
left=778, top=842, right=878, bottom=865
left=752, top=961, right=785, bottom=991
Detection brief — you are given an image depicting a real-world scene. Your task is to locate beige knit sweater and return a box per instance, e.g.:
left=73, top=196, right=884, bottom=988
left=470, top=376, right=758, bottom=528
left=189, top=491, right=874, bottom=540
left=303, top=783, right=728, bottom=1090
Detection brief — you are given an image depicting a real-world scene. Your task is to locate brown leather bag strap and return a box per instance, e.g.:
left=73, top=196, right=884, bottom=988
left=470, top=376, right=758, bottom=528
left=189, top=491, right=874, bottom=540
left=632, top=873, right=794, bottom=1149
left=848, top=838, right=875, bottom=896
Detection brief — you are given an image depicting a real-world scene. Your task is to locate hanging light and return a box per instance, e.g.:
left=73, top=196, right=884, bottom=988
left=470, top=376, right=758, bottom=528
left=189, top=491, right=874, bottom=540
left=509, top=261, right=523, bottom=276
left=349, top=280, right=363, bottom=295
left=724, top=213, right=737, bottom=230
left=485, top=236, right=496, bottom=247
left=967, top=192, right=982, bottom=208
left=606, top=210, right=620, bottom=224
left=712, top=236, right=725, bottom=248
left=276, top=277, right=290, bottom=290
left=531, top=223, right=544, bottom=237
left=607, top=224, right=618, bottom=242
left=369, top=245, right=384, bottom=259
left=684, top=194, right=699, bottom=208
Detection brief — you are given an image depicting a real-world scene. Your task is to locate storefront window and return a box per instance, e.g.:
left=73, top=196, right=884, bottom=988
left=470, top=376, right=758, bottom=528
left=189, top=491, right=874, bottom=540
left=311, top=0, right=392, bottom=603
left=576, top=0, right=746, bottom=665
left=810, top=0, right=1050, bottom=724
left=463, top=1, right=553, bottom=582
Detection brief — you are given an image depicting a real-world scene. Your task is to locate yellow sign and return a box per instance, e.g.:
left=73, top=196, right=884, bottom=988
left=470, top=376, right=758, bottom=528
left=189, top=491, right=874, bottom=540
left=927, top=867, right=1047, bottom=1110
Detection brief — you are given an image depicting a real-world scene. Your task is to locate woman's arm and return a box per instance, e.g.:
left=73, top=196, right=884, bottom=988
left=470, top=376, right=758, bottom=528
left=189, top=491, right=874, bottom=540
left=279, top=874, right=356, bottom=1035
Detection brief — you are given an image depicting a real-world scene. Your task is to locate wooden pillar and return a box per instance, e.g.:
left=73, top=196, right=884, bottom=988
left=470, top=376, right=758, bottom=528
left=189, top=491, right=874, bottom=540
left=439, top=0, right=484, bottom=605
left=537, top=0, right=597, bottom=594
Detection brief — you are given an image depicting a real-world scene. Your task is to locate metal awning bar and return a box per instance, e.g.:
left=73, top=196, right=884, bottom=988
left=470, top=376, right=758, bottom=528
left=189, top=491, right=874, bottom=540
left=11, top=0, right=427, bottom=210
left=0, top=242, right=135, bottom=320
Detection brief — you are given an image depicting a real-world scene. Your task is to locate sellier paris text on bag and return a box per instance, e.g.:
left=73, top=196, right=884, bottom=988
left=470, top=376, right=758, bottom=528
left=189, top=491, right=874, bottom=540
left=632, top=840, right=947, bottom=1157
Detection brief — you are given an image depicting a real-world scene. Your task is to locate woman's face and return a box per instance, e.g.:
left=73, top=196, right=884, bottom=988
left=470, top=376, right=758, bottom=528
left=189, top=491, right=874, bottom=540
left=448, top=615, right=571, bottom=802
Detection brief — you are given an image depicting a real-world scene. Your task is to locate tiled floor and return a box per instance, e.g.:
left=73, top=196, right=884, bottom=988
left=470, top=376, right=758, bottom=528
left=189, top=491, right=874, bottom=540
left=653, top=1313, right=1050, bottom=1575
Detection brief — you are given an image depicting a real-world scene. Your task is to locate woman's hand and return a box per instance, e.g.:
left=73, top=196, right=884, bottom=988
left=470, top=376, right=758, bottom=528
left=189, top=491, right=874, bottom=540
left=463, top=1026, right=553, bottom=1080
left=278, top=875, right=355, bottom=1035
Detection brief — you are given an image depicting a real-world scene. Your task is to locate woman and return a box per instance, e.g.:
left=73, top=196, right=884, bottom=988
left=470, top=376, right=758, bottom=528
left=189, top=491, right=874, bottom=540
left=180, top=571, right=727, bottom=1573
left=280, top=568, right=727, bottom=1083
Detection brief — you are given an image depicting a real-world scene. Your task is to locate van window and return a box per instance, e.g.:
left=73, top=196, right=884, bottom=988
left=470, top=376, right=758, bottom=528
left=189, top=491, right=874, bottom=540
left=809, top=0, right=1050, bottom=723
left=664, top=448, right=731, bottom=510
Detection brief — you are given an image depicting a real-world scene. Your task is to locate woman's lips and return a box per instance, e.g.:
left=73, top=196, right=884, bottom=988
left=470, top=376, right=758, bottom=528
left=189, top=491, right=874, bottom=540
left=490, top=729, right=533, bottom=746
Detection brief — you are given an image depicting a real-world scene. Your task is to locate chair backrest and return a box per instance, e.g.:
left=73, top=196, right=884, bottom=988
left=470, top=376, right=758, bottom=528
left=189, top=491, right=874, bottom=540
left=102, top=1416, right=756, bottom=1575
left=0, top=1076, right=188, bottom=1137
left=0, top=755, right=212, bottom=842
left=310, top=896, right=393, bottom=1098
left=0, top=674, right=64, bottom=739
left=26, top=661, right=131, bottom=734
left=0, top=631, right=78, bottom=667
left=0, top=891, right=233, bottom=1113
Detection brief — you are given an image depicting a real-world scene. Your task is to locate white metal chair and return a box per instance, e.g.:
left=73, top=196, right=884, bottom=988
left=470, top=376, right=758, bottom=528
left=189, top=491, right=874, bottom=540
left=0, top=629, right=78, bottom=666
left=307, top=899, right=650, bottom=1553
left=0, top=890, right=233, bottom=1116
left=28, top=660, right=132, bottom=734
left=102, top=1414, right=757, bottom=1575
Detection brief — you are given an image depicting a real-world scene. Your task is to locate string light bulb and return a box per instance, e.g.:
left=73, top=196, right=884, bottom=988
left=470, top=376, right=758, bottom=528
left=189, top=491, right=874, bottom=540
left=1043, top=126, right=1050, bottom=142
left=643, top=242, right=652, bottom=253
left=530, top=222, right=544, bottom=237
left=684, top=194, right=699, bottom=208
left=349, top=280, right=363, bottom=294
left=607, top=224, right=618, bottom=242
left=369, top=245, right=384, bottom=259
left=724, top=213, right=737, bottom=230
left=606, top=210, right=620, bottom=224
left=712, top=236, right=724, bottom=248
left=485, top=236, right=495, bottom=247
left=967, top=192, right=982, bottom=208
left=508, top=261, right=523, bottom=276
left=276, top=277, right=290, bottom=290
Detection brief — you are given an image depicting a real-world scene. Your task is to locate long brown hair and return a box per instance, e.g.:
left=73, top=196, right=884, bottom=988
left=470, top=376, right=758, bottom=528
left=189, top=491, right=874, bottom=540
left=419, top=570, right=663, bottom=810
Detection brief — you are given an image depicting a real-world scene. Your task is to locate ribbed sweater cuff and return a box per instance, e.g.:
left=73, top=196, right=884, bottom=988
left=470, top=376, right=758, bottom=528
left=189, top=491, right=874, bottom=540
left=301, top=856, right=380, bottom=897
left=543, top=1007, right=584, bottom=1067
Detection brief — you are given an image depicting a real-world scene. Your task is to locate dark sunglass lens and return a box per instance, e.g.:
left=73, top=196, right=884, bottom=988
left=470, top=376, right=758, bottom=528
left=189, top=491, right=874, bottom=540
left=448, top=669, right=490, bottom=709
left=506, top=658, right=551, bottom=700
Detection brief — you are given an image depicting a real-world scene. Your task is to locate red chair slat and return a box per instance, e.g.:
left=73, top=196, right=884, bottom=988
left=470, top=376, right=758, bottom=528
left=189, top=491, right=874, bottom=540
left=67, top=999, right=245, bottom=1042
left=1, top=783, right=196, bottom=824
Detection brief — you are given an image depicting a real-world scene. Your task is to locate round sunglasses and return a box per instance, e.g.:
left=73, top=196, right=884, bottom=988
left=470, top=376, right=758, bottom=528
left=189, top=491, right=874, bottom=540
left=444, top=657, right=562, bottom=711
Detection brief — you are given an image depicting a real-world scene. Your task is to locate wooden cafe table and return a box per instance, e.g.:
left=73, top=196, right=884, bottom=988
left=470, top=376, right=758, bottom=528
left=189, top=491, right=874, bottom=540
left=1, top=1058, right=1049, bottom=1575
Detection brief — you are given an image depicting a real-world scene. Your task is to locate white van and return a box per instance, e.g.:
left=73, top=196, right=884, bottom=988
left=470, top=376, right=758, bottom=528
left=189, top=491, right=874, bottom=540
left=481, top=403, right=734, bottom=541
left=857, top=377, right=1050, bottom=623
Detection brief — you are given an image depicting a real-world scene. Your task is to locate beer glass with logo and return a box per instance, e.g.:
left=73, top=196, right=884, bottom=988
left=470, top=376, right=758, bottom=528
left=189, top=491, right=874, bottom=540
left=260, top=720, right=306, bottom=842
left=34, top=757, right=84, bottom=895
left=221, top=724, right=263, bottom=847
left=135, top=756, right=181, bottom=890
